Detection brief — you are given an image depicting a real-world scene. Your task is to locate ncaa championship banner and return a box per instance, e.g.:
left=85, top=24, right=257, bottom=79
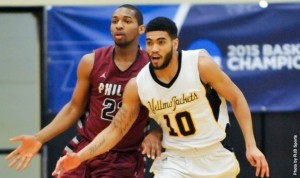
left=47, top=3, right=300, bottom=113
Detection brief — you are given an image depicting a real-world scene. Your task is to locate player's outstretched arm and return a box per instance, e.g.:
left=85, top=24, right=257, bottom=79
left=198, top=51, right=269, bottom=177
left=5, top=53, right=93, bottom=171
left=52, top=78, right=142, bottom=177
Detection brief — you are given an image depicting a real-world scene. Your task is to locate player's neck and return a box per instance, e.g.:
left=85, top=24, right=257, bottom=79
left=113, top=45, right=140, bottom=71
left=114, top=44, right=139, bottom=62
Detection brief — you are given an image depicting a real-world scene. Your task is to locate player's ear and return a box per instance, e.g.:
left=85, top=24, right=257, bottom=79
left=173, top=38, right=179, bottom=50
left=138, top=25, right=145, bottom=35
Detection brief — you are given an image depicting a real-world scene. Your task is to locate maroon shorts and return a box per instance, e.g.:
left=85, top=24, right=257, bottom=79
left=59, top=136, right=145, bottom=178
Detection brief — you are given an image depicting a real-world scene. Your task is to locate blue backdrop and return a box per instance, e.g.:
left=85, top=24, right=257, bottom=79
left=47, top=3, right=300, bottom=113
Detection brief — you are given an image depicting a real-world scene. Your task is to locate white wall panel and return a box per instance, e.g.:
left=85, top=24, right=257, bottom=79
left=0, top=13, right=40, bottom=149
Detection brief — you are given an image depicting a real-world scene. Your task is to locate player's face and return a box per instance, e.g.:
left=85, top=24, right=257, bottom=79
left=110, top=7, right=143, bottom=47
left=146, top=31, right=175, bottom=70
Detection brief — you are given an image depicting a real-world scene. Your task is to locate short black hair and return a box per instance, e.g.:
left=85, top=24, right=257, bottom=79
left=145, top=17, right=178, bottom=39
left=118, top=4, right=143, bottom=25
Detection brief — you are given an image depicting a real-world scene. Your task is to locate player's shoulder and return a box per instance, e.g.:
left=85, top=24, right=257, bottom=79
left=136, top=63, right=150, bottom=83
left=94, top=45, right=113, bottom=53
left=77, top=52, right=95, bottom=74
left=81, top=52, right=95, bottom=63
left=138, top=61, right=150, bottom=74
left=181, top=49, right=210, bottom=58
left=182, top=48, right=214, bottom=68
left=93, top=46, right=114, bottom=59
left=197, top=50, right=215, bottom=68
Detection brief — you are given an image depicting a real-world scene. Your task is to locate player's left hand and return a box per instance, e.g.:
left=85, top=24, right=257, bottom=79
left=52, top=153, right=81, bottom=178
left=246, top=146, right=269, bottom=177
left=141, top=127, right=163, bottom=159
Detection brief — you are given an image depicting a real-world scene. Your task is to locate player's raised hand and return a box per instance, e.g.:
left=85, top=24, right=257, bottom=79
left=246, top=146, right=269, bottom=177
left=5, top=135, right=42, bottom=171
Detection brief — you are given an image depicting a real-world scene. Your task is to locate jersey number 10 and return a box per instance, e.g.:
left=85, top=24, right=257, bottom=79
left=164, top=111, right=196, bottom=136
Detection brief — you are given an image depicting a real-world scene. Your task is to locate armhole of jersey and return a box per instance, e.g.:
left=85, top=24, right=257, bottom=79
left=89, top=49, right=97, bottom=80
left=196, top=48, right=211, bottom=87
left=194, top=49, right=202, bottom=85
left=197, top=48, right=222, bottom=123
left=89, top=48, right=103, bottom=80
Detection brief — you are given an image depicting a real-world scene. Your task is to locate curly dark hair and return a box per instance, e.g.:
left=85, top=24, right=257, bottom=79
left=145, top=17, right=178, bottom=39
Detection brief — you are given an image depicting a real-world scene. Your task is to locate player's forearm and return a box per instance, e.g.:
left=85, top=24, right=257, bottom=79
left=231, top=96, right=257, bottom=148
left=35, top=103, right=83, bottom=144
left=76, top=105, right=138, bottom=162
left=76, top=125, right=123, bottom=162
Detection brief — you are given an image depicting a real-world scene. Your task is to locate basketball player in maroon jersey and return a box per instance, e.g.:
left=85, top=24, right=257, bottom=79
left=5, top=4, right=162, bottom=178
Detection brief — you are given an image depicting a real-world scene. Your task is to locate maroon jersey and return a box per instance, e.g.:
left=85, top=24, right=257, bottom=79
left=78, top=46, right=149, bottom=151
